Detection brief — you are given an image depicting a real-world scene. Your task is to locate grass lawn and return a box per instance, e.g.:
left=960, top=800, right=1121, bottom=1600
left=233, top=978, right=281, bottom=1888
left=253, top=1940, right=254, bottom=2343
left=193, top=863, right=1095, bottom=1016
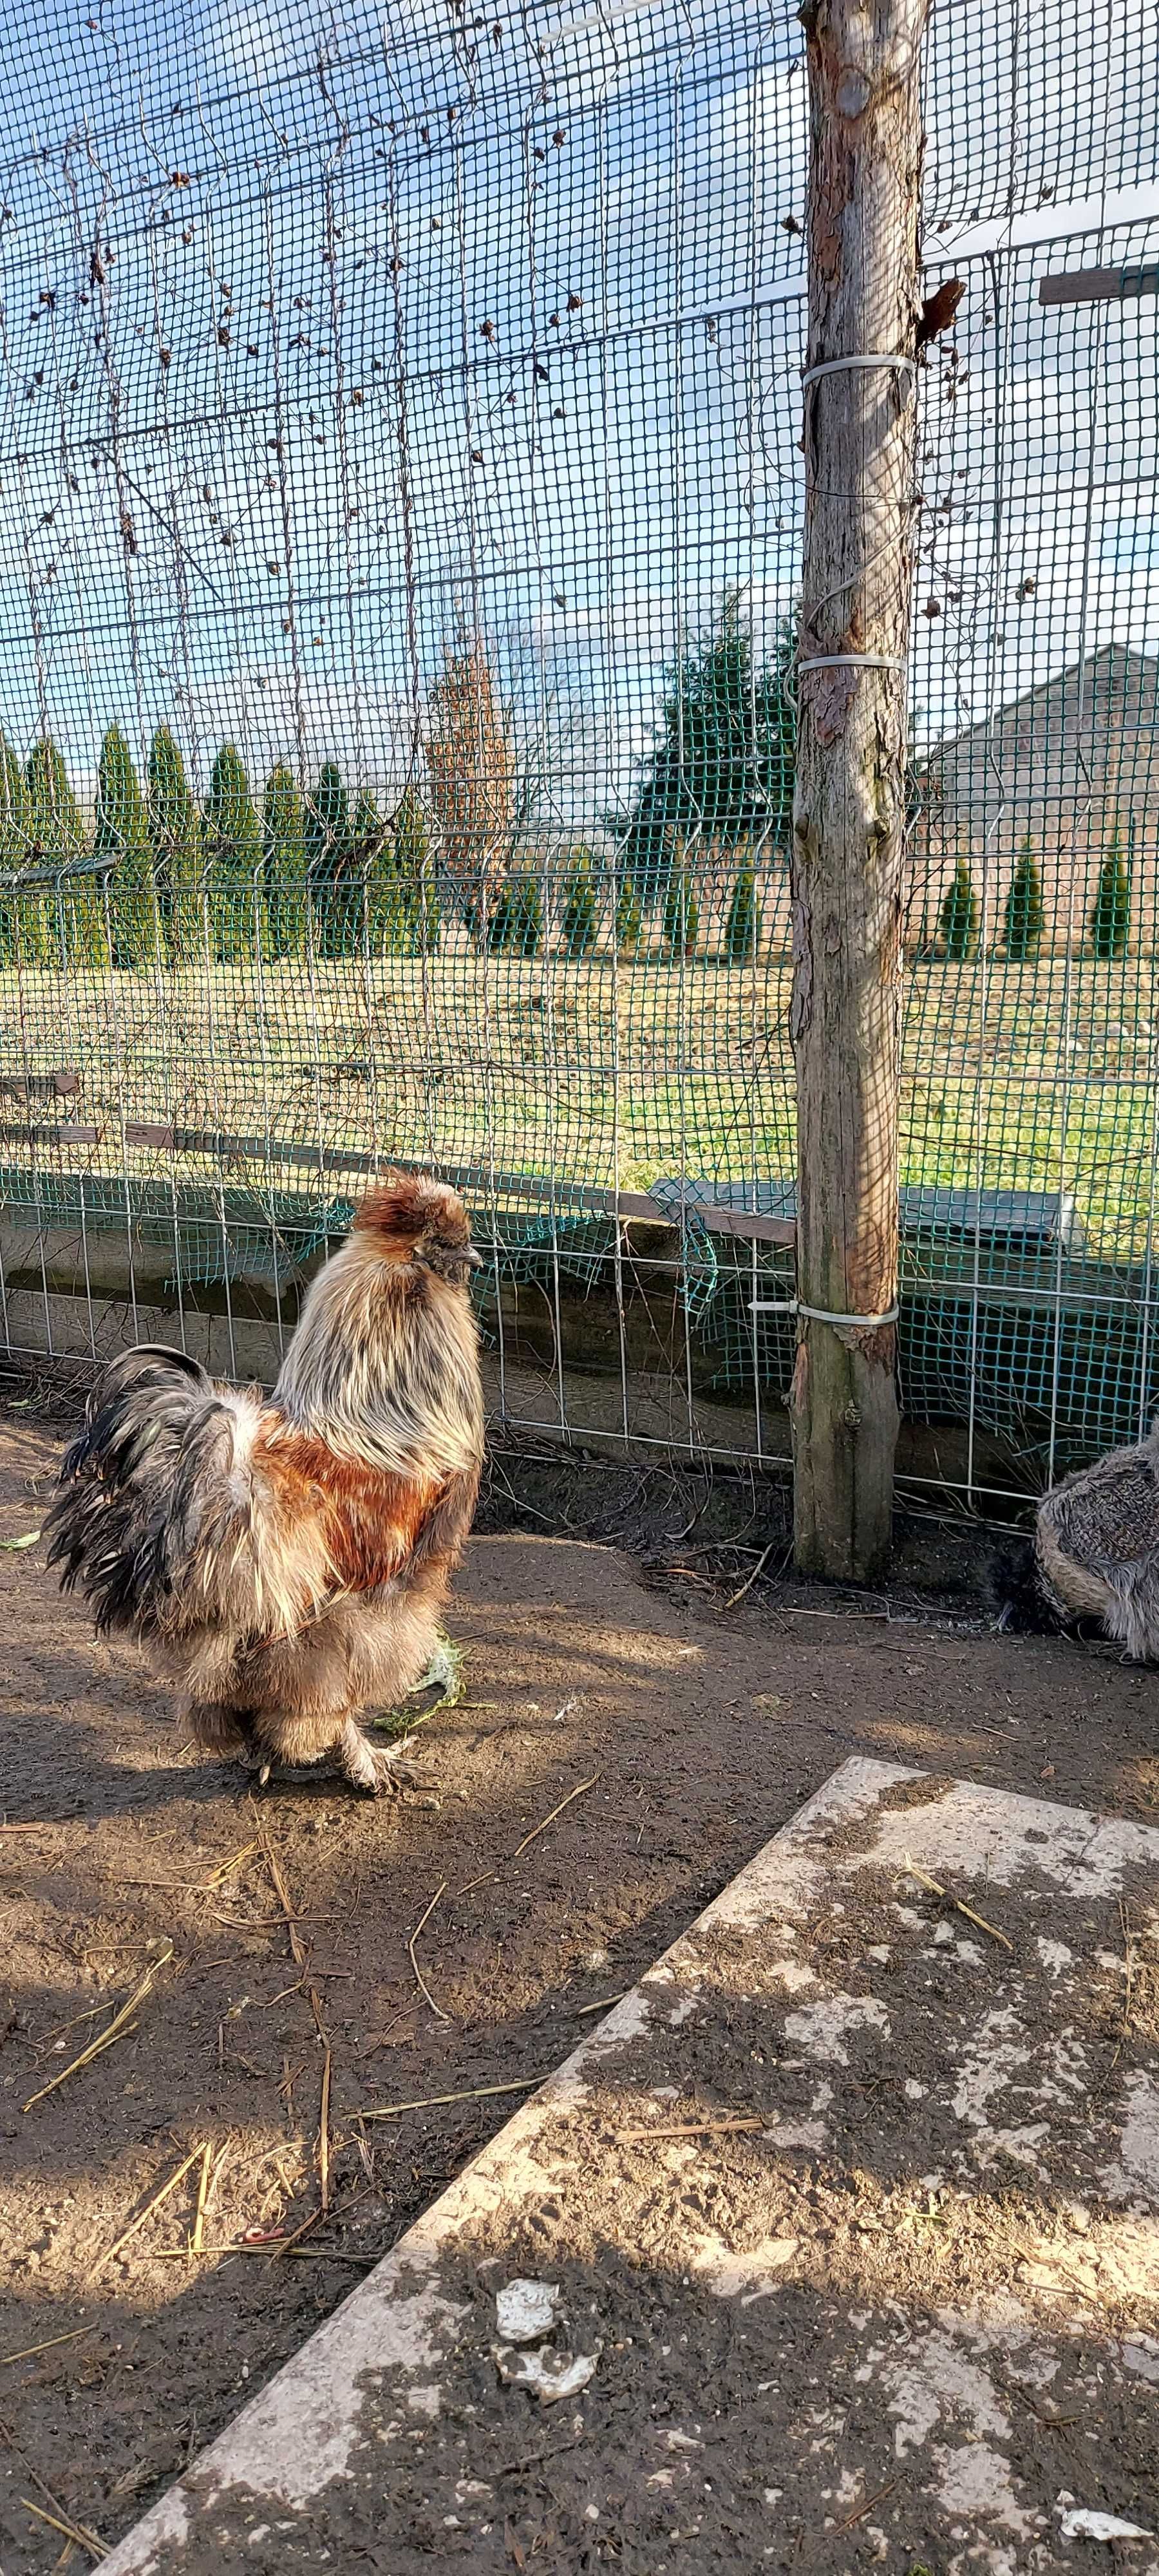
left=0, top=945, right=1154, bottom=1262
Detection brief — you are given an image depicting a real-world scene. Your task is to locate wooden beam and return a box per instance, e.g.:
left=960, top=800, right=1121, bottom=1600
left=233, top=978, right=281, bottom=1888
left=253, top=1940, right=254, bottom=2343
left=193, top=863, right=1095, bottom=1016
left=791, top=0, right=928, bottom=1580
left=0, top=1123, right=100, bottom=1149
left=1039, top=263, right=1159, bottom=307
left=113, top=1124, right=798, bottom=1247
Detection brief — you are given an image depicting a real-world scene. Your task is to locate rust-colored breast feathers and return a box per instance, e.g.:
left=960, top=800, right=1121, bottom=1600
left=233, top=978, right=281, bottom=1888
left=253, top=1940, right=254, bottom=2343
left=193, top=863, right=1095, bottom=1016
left=260, top=1428, right=442, bottom=1595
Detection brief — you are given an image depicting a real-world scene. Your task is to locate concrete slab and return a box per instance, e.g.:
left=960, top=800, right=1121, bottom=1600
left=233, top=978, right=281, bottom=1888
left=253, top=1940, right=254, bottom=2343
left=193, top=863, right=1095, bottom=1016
left=100, top=1759, right=1159, bottom=2574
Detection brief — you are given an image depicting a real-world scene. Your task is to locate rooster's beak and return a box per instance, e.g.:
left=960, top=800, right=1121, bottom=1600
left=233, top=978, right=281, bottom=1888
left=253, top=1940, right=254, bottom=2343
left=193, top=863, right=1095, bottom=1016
left=463, top=1245, right=484, bottom=1269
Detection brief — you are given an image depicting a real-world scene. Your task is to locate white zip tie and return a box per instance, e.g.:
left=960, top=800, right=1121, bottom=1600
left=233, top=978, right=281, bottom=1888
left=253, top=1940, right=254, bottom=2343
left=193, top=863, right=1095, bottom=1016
left=750, top=1297, right=900, bottom=1327
left=797, top=654, right=908, bottom=673
left=800, top=1300, right=900, bottom=1327
left=801, top=353, right=916, bottom=385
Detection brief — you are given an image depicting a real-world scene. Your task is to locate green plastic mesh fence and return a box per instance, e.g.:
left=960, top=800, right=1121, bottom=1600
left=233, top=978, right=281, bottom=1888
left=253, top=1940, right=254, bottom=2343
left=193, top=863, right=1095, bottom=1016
left=0, top=0, right=1154, bottom=1506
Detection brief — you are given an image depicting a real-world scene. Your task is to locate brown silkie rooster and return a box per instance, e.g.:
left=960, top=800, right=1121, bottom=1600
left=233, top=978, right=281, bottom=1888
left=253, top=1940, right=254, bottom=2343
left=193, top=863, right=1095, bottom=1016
left=46, top=1175, right=484, bottom=1796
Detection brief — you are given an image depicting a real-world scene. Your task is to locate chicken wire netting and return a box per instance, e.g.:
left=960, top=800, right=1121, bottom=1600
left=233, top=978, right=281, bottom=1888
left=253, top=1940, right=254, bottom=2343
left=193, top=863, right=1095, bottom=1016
left=0, top=0, right=1155, bottom=1511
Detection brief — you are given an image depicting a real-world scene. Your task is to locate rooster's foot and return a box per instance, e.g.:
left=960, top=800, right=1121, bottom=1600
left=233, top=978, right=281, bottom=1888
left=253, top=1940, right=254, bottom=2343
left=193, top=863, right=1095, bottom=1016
left=338, top=1718, right=440, bottom=1804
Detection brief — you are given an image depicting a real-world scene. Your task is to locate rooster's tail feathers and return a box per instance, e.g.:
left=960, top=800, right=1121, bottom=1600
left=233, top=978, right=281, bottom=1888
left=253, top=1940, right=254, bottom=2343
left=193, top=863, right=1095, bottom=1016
left=60, top=1344, right=214, bottom=1490
left=46, top=1343, right=272, bottom=1638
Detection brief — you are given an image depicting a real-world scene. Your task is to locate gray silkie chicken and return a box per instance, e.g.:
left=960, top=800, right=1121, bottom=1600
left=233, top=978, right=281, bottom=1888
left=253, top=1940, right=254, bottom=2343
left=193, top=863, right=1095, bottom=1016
left=999, top=1421, right=1159, bottom=1660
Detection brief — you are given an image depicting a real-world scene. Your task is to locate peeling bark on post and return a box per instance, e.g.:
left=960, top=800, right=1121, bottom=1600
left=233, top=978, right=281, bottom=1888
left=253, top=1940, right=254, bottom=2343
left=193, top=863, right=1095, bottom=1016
left=790, top=0, right=928, bottom=1581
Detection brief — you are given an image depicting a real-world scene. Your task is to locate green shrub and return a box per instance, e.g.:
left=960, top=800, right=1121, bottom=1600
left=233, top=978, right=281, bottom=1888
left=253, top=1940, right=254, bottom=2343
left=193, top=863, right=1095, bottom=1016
left=96, top=726, right=158, bottom=971
left=1090, top=831, right=1129, bottom=960
left=663, top=867, right=699, bottom=958
left=614, top=874, right=642, bottom=953
left=149, top=726, right=203, bottom=965
left=489, top=873, right=543, bottom=956
left=1003, top=837, right=1043, bottom=960
left=560, top=848, right=599, bottom=957
left=263, top=766, right=308, bottom=959
left=939, top=853, right=978, bottom=961
left=723, top=863, right=762, bottom=962
left=27, top=737, right=107, bottom=971
left=0, top=735, right=42, bottom=965
left=203, top=744, right=264, bottom=963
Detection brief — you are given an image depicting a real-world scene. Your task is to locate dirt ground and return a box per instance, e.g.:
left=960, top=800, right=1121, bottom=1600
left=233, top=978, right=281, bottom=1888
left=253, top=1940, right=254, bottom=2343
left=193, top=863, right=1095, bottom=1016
left=1, top=1406, right=1157, bottom=2571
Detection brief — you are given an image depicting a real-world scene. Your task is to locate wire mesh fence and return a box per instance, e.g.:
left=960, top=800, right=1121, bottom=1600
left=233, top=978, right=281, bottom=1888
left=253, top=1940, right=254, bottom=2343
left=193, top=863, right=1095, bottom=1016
left=0, top=0, right=1154, bottom=1515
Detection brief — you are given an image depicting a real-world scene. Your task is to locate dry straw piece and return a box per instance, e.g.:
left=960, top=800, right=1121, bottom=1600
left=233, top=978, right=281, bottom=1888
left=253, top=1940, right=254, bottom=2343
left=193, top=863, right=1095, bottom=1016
left=901, top=1852, right=1013, bottom=1952
left=21, top=2494, right=105, bottom=2560
left=91, top=2141, right=207, bottom=2280
left=407, top=1881, right=451, bottom=2022
left=459, top=1772, right=600, bottom=1896
left=0, top=2325, right=91, bottom=2367
left=23, top=1940, right=174, bottom=2112
left=359, top=2075, right=547, bottom=2123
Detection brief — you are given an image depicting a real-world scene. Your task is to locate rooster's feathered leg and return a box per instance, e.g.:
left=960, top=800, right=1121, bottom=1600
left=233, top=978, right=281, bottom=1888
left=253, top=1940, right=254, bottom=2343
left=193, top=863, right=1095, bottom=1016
left=188, top=1703, right=256, bottom=1762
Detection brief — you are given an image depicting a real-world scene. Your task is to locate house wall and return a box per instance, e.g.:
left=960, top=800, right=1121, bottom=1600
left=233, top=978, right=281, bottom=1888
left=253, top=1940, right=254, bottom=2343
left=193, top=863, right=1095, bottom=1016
left=909, top=647, right=1159, bottom=953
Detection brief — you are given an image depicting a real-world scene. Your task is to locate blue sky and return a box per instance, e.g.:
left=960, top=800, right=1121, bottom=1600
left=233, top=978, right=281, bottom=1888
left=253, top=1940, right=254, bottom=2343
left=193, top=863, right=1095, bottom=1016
left=0, top=0, right=1153, bottom=818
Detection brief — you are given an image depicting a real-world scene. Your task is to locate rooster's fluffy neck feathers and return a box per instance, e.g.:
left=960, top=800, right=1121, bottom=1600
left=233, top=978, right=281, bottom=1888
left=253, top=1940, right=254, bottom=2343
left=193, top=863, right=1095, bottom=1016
left=271, top=1193, right=483, bottom=1481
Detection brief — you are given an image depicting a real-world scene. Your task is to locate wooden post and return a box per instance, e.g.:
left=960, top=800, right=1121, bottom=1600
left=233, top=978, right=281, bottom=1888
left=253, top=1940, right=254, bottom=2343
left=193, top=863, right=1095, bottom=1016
left=789, top=0, right=928, bottom=1580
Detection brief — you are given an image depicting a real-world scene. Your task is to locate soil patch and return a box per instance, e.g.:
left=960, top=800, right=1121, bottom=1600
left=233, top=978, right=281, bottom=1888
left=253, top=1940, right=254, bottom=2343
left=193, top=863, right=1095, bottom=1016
left=96, top=1764, right=1159, bottom=2575
left=1, top=1408, right=1157, bottom=2568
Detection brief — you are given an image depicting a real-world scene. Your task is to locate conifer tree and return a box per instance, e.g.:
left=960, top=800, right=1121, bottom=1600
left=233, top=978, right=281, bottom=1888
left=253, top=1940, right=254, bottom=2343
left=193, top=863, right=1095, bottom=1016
left=723, top=861, right=762, bottom=963
left=560, top=847, right=599, bottom=958
left=0, top=734, right=42, bottom=965
left=263, top=764, right=308, bottom=959
left=384, top=788, right=440, bottom=955
left=26, top=737, right=107, bottom=970
left=1003, top=836, right=1044, bottom=961
left=426, top=634, right=514, bottom=935
left=305, top=761, right=357, bottom=957
left=614, top=871, right=642, bottom=954
left=662, top=866, right=699, bottom=959
left=619, top=595, right=795, bottom=905
left=149, top=725, right=203, bottom=965
left=488, top=872, right=542, bottom=956
left=1089, top=826, right=1130, bottom=960
left=939, top=851, right=979, bottom=961
left=203, top=744, right=263, bottom=963
left=95, top=726, right=158, bottom=970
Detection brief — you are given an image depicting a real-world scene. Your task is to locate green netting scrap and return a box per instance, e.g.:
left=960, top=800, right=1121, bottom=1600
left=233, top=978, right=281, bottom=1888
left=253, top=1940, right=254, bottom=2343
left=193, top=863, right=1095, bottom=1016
left=0, top=1167, right=352, bottom=1293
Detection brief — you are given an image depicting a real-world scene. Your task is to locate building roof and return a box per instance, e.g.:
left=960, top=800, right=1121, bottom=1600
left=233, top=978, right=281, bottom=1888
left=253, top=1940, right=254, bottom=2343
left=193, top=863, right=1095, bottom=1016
left=918, top=643, right=1159, bottom=823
